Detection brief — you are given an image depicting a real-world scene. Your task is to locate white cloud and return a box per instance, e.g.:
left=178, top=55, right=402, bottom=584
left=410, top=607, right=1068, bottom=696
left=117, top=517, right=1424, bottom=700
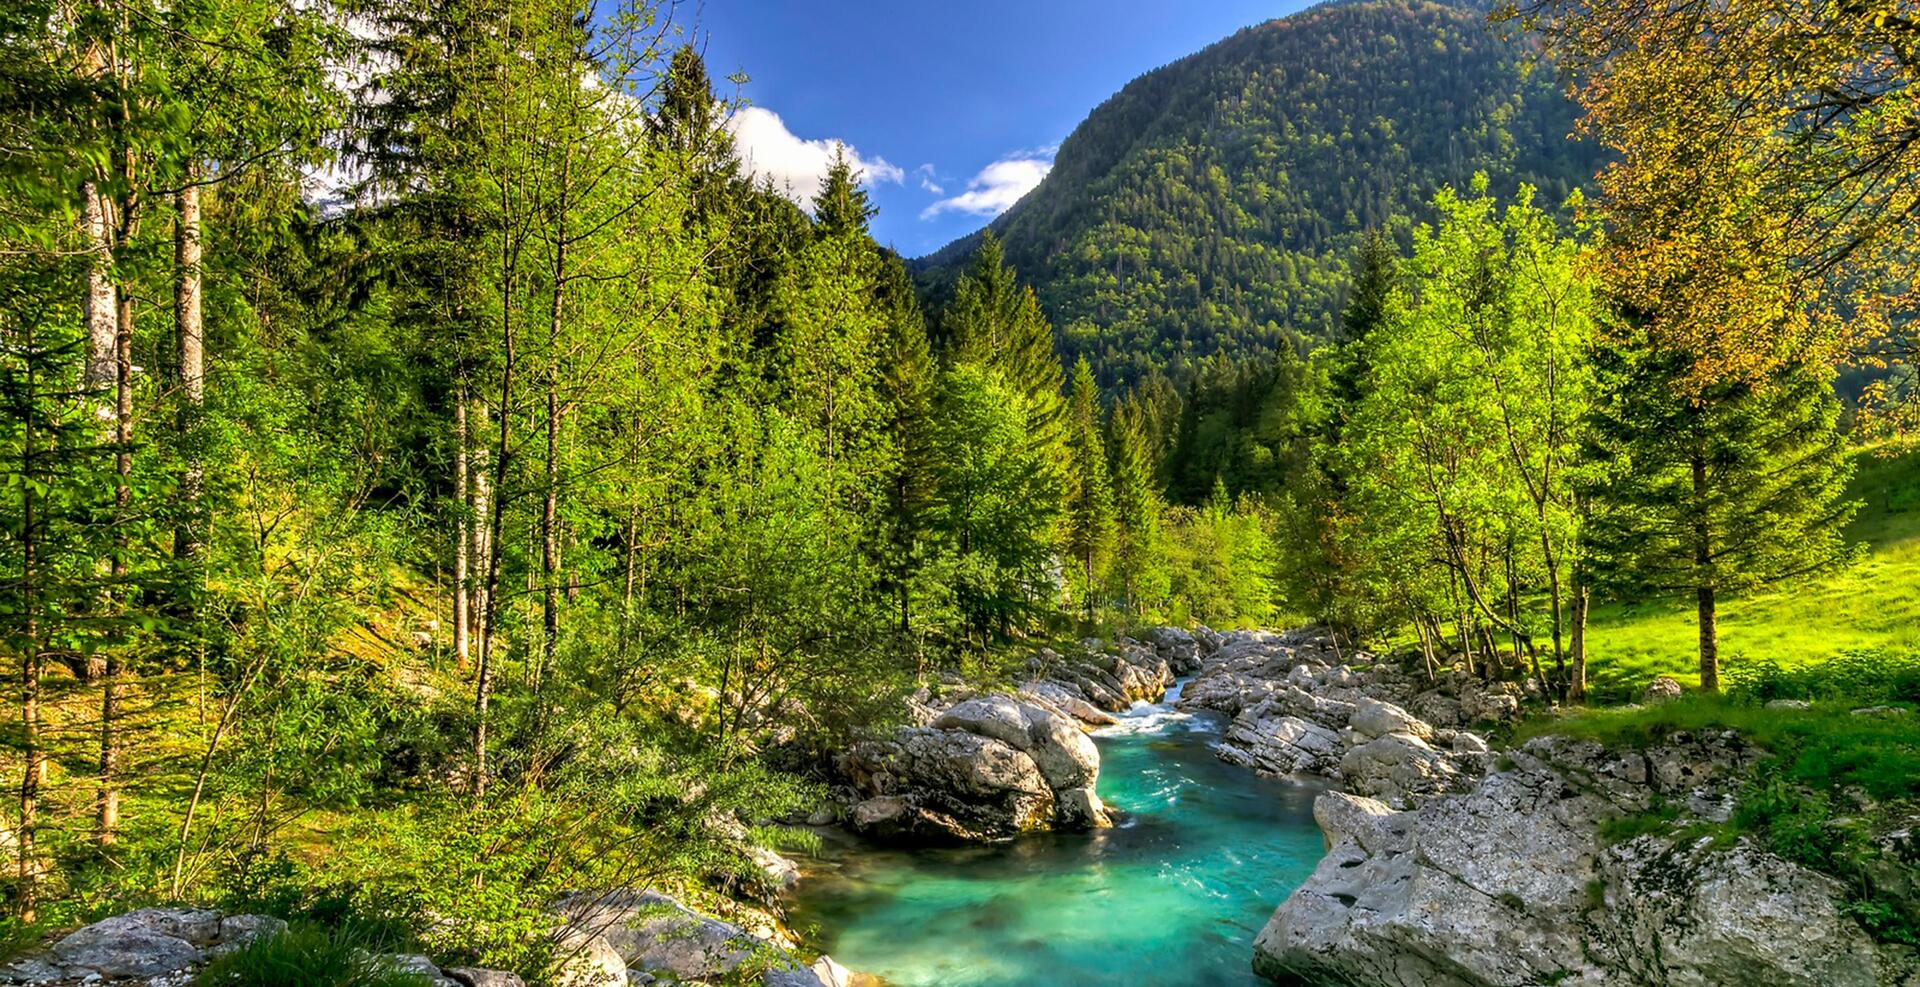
left=916, top=164, right=944, bottom=196
left=726, top=106, right=903, bottom=209
left=921, top=152, right=1054, bottom=220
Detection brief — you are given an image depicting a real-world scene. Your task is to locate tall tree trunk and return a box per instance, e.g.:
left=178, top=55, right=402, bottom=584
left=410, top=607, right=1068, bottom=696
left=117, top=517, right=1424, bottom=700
left=1568, top=578, right=1589, bottom=703
left=470, top=402, right=492, bottom=644
left=1696, top=585, right=1720, bottom=693
left=539, top=158, right=568, bottom=697
left=174, top=183, right=204, bottom=561
left=100, top=273, right=134, bottom=845
left=453, top=388, right=470, bottom=668
left=1691, top=451, right=1719, bottom=693
left=18, top=330, right=43, bottom=921
left=1540, top=528, right=1566, bottom=693
left=474, top=327, right=515, bottom=798
left=82, top=181, right=117, bottom=396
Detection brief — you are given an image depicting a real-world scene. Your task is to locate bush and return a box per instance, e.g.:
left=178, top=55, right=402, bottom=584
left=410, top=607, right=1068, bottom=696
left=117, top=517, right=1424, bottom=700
left=1727, top=648, right=1920, bottom=704
left=192, top=924, right=434, bottom=987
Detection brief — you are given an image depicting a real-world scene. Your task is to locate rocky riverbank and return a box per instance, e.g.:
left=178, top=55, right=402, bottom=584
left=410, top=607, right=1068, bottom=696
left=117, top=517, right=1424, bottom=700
left=1152, top=627, right=1919, bottom=987
left=1177, top=628, right=1521, bottom=805
left=1253, top=733, right=1920, bottom=986
left=832, top=628, right=1201, bottom=841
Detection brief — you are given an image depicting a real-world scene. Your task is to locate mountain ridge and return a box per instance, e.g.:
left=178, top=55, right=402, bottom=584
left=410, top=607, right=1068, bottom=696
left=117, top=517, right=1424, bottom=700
left=919, top=0, right=1602, bottom=384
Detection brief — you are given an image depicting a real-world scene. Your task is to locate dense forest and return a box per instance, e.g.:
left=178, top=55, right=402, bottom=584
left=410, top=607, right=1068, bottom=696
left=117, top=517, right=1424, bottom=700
left=1, top=0, right=1917, bottom=976
left=0, top=0, right=1292, bottom=947
left=920, top=0, right=1605, bottom=385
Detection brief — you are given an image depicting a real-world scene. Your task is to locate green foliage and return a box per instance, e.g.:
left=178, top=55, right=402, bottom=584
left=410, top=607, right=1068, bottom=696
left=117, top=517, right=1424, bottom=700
left=1727, top=649, right=1920, bottom=705
left=192, top=924, right=433, bottom=987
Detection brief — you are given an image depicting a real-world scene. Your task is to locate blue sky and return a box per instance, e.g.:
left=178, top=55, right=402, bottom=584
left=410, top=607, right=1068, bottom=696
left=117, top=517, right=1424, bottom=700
left=689, top=1, right=1312, bottom=257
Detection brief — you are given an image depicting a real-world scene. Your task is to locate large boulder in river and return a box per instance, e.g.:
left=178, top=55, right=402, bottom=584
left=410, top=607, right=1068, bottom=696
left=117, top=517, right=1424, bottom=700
left=1217, top=713, right=1344, bottom=778
left=1253, top=733, right=1919, bottom=986
left=935, top=696, right=1098, bottom=790
left=839, top=693, right=1110, bottom=840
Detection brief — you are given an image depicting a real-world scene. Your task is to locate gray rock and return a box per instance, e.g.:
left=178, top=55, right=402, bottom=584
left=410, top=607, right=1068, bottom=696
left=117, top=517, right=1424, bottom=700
left=1219, top=713, right=1343, bottom=778
left=216, top=913, right=288, bottom=948
left=1055, top=787, right=1112, bottom=828
left=1644, top=675, right=1685, bottom=703
left=1450, top=731, right=1489, bottom=754
left=0, top=958, right=65, bottom=984
left=1348, top=697, right=1433, bottom=741
left=1019, top=680, right=1117, bottom=726
left=1766, top=698, right=1813, bottom=711
left=1339, top=731, right=1459, bottom=805
left=1851, top=705, right=1912, bottom=716
left=1255, top=734, right=1918, bottom=987
left=549, top=928, right=627, bottom=987
left=48, top=909, right=213, bottom=978
left=750, top=847, right=800, bottom=893
left=850, top=796, right=907, bottom=832
left=555, top=890, right=812, bottom=984
left=386, top=954, right=445, bottom=978
left=810, top=954, right=855, bottom=987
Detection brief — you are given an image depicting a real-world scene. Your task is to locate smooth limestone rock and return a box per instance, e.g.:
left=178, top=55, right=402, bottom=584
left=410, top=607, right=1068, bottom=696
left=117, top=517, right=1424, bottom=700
left=1254, top=734, right=1919, bottom=986
left=554, top=890, right=828, bottom=986
left=550, top=926, right=628, bottom=987
left=1348, top=698, right=1433, bottom=742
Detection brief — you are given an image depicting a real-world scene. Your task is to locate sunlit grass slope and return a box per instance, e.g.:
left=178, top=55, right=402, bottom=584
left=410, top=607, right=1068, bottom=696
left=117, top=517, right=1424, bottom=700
left=1584, top=441, right=1920, bottom=695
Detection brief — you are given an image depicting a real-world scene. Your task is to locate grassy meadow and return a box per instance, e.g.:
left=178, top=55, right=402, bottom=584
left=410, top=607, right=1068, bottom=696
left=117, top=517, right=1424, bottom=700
left=1581, top=440, right=1920, bottom=696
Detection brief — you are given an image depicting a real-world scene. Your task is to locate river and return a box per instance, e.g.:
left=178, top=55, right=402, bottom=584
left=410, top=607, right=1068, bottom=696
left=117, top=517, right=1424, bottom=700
left=788, top=683, right=1327, bottom=986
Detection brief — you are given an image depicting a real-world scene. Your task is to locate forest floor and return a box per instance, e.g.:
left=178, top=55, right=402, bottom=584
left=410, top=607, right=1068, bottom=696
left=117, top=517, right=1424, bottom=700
left=1581, top=439, right=1920, bottom=697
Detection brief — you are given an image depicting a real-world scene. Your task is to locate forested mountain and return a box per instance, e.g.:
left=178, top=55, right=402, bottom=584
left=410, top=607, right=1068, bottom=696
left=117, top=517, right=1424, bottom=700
left=922, top=0, right=1603, bottom=384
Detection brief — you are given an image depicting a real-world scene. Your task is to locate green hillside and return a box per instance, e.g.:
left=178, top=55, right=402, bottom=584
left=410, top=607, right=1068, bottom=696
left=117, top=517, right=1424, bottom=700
left=923, top=0, right=1603, bottom=384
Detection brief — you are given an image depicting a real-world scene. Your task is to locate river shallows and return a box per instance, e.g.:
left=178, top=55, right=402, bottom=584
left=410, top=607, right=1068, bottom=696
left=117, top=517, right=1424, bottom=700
left=789, top=686, right=1326, bottom=986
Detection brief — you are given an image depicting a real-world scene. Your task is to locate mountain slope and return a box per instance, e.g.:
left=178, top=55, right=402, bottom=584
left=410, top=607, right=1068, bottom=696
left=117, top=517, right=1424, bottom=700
left=923, top=0, right=1602, bottom=384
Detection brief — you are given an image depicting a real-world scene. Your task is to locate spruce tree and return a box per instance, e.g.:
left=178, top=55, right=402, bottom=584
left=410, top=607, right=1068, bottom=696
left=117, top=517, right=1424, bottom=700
left=1064, top=357, right=1116, bottom=617
left=1109, top=389, right=1169, bottom=615
left=943, top=234, right=1068, bottom=482
left=813, top=146, right=877, bottom=241
left=1585, top=336, right=1859, bottom=692
left=875, top=254, right=938, bottom=639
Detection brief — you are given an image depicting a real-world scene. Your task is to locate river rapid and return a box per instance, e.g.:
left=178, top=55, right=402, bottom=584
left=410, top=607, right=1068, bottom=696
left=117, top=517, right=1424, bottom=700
left=788, top=683, right=1326, bottom=986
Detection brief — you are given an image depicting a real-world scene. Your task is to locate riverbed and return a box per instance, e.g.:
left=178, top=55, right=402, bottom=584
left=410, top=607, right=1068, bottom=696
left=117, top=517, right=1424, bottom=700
left=788, top=685, right=1326, bottom=986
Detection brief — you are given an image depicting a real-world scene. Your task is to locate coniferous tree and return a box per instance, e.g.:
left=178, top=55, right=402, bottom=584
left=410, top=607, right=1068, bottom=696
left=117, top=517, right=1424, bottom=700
left=1585, top=337, right=1859, bottom=692
left=1064, top=357, right=1116, bottom=617
left=1109, top=389, right=1169, bottom=615
left=875, top=255, right=939, bottom=641
left=813, top=147, right=877, bottom=241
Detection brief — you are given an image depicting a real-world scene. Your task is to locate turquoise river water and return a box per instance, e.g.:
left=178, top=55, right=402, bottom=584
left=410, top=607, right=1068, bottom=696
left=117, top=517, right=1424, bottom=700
left=788, top=684, right=1327, bottom=986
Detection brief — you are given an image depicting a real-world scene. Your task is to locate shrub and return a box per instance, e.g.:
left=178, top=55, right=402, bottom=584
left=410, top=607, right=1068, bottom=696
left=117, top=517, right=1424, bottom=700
left=1727, top=648, right=1920, bottom=704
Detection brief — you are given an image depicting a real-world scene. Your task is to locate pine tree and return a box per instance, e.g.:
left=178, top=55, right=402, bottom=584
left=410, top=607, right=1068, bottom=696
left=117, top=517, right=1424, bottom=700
left=943, top=234, right=1068, bottom=489
left=1108, top=389, right=1169, bottom=615
left=875, top=254, right=938, bottom=640
left=813, top=146, right=877, bottom=241
left=1585, top=336, right=1859, bottom=692
left=1064, top=357, right=1116, bottom=617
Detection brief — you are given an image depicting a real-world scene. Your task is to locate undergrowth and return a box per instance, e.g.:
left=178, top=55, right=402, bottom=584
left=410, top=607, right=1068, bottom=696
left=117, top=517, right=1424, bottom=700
left=192, top=924, right=434, bottom=987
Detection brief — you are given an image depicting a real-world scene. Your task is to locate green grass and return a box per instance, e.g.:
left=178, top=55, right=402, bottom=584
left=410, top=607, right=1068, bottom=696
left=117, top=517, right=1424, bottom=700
left=1584, top=441, right=1920, bottom=695
left=1514, top=695, right=1920, bottom=801
left=192, top=924, right=435, bottom=987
